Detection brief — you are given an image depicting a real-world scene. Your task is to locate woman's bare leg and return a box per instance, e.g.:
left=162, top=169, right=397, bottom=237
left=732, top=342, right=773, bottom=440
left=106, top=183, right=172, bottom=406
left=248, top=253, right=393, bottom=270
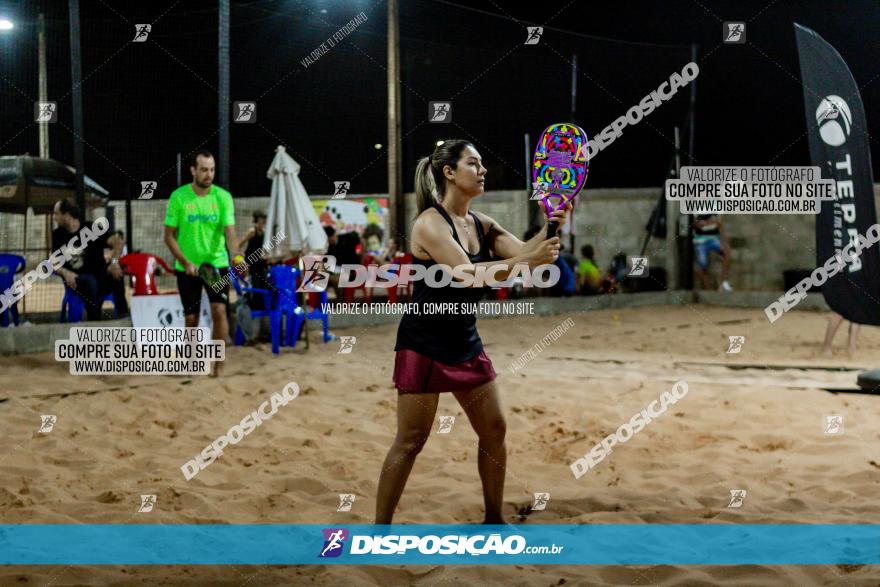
left=848, top=322, right=861, bottom=354
left=374, top=392, right=439, bottom=524
left=453, top=380, right=507, bottom=524
left=822, top=313, right=844, bottom=356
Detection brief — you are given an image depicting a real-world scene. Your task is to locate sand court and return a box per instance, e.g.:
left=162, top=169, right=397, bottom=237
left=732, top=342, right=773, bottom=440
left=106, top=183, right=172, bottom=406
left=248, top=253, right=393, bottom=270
left=1, top=305, right=879, bottom=585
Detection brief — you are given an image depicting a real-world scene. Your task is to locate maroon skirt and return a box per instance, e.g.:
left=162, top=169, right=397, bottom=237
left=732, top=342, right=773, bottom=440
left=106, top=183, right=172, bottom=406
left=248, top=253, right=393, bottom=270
left=392, top=348, right=497, bottom=394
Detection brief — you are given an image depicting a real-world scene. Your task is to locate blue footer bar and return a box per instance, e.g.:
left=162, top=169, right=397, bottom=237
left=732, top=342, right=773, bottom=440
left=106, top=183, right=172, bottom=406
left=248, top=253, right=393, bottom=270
left=1, top=524, right=877, bottom=565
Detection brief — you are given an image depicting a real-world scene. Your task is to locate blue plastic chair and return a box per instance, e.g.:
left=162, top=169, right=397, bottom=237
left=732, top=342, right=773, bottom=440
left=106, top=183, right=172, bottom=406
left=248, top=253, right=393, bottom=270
left=0, top=254, right=26, bottom=327
left=231, top=267, right=281, bottom=353
left=269, top=265, right=308, bottom=351
left=60, top=280, right=117, bottom=323
left=297, top=280, right=331, bottom=345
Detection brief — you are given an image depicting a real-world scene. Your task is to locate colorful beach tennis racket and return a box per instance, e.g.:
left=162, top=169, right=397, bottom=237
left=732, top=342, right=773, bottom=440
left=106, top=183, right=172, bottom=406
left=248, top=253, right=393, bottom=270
left=199, top=262, right=225, bottom=291
left=532, top=123, right=590, bottom=239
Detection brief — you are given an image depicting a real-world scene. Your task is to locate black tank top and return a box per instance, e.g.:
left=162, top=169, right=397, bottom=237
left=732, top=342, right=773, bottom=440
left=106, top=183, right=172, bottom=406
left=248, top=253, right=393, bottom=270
left=244, top=229, right=268, bottom=274
left=394, top=204, right=492, bottom=363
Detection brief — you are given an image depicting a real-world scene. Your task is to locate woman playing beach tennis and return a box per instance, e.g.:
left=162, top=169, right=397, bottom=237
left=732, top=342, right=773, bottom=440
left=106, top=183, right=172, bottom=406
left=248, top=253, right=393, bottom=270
left=375, top=139, right=569, bottom=524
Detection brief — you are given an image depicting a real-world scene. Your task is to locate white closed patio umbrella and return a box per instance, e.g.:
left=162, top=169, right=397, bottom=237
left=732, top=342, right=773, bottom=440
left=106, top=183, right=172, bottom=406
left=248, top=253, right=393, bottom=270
left=263, top=146, right=329, bottom=350
left=265, top=145, right=328, bottom=254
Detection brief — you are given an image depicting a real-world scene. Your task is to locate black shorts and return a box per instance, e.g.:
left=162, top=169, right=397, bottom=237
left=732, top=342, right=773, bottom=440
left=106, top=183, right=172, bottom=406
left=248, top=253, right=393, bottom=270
left=176, top=268, right=229, bottom=315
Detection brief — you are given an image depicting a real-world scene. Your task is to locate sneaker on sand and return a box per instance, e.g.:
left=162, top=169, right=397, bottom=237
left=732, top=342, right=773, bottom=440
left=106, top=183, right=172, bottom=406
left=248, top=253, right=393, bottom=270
left=719, top=280, right=733, bottom=292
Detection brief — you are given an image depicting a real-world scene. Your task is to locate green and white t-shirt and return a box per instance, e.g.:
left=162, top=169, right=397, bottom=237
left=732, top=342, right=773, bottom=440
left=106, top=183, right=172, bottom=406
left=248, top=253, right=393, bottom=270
left=164, top=184, right=235, bottom=271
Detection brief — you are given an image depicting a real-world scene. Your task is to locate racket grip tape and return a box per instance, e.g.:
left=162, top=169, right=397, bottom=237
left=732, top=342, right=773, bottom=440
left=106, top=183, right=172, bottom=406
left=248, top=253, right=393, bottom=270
left=546, top=220, right=559, bottom=240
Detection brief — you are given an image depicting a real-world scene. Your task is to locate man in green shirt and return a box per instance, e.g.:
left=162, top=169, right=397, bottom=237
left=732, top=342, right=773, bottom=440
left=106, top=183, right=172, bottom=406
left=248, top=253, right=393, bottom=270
left=164, top=149, right=245, bottom=375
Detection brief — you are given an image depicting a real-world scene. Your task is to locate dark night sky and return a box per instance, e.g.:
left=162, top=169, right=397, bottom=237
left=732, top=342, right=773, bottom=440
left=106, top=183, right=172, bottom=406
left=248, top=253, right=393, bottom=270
left=1, top=0, right=880, bottom=201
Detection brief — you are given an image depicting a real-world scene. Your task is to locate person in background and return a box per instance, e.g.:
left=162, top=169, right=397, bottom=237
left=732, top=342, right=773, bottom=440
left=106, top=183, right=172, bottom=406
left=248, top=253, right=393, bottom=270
left=103, top=230, right=130, bottom=317
left=551, top=243, right=577, bottom=297
left=239, top=211, right=270, bottom=310
left=363, top=223, right=386, bottom=261
left=693, top=213, right=733, bottom=292
left=52, top=198, right=126, bottom=320
left=323, top=225, right=343, bottom=300
left=163, top=149, right=245, bottom=377
left=577, top=244, right=601, bottom=295
left=822, top=313, right=860, bottom=356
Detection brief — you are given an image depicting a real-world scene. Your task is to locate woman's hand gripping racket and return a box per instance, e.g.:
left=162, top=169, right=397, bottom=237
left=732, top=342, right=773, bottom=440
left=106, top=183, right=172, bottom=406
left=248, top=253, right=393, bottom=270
left=532, top=123, right=590, bottom=239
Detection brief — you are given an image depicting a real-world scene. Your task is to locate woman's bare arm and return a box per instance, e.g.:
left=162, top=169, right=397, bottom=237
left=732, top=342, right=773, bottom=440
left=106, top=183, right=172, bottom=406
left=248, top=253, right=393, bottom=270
left=412, top=210, right=558, bottom=288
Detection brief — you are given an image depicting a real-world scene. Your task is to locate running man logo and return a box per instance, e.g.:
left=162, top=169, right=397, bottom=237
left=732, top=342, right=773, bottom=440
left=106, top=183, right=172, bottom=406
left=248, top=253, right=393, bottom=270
left=338, top=336, right=356, bottom=354
left=437, top=415, right=455, bottom=434
left=816, top=96, right=852, bottom=147
left=723, top=22, right=745, bottom=44
left=824, top=414, right=844, bottom=435
left=628, top=256, right=648, bottom=277
left=132, top=24, right=151, bottom=42
left=429, top=101, right=452, bottom=123
left=38, top=415, right=56, bottom=433
left=319, top=528, right=348, bottom=558
left=35, top=101, right=57, bottom=123
left=532, top=492, right=550, bottom=511
left=139, top=181, right=157, bottom=200
left=297, top=254, right=333, bottom=293
left=233, top=102, right=257, bottom=123
left=336, top=494, right=356, bottom=512
left=524, top=26, right=543, bottom=45
left=727, top=489, right=746, bottom=508
left=726, top=335, right=745, bottom=354
left=332, top=181, right=350, bottom=200
left=138, top=494, right=157, bottom=513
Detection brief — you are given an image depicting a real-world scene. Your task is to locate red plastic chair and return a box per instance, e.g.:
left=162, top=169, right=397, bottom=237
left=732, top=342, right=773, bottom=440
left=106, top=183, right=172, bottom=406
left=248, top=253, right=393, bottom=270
left=119, top=253, right=174, bottom=295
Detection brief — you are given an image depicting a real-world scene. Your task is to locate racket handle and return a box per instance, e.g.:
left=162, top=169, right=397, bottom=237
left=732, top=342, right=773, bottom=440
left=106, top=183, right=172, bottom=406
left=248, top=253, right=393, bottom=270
left=546, top=220, right=559, bottom=240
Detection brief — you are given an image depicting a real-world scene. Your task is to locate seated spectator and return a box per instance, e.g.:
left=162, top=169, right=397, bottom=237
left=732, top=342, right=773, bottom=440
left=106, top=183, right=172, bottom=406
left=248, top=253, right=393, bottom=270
left=52, top=198, right=129, bottom=320
left=551, top=243, right=577, bottom=297
left=577, top=245, right=601, bottom=295
left=363, top=223, right=387, bottom=262
left=239, top=211, right=270, bottom=310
